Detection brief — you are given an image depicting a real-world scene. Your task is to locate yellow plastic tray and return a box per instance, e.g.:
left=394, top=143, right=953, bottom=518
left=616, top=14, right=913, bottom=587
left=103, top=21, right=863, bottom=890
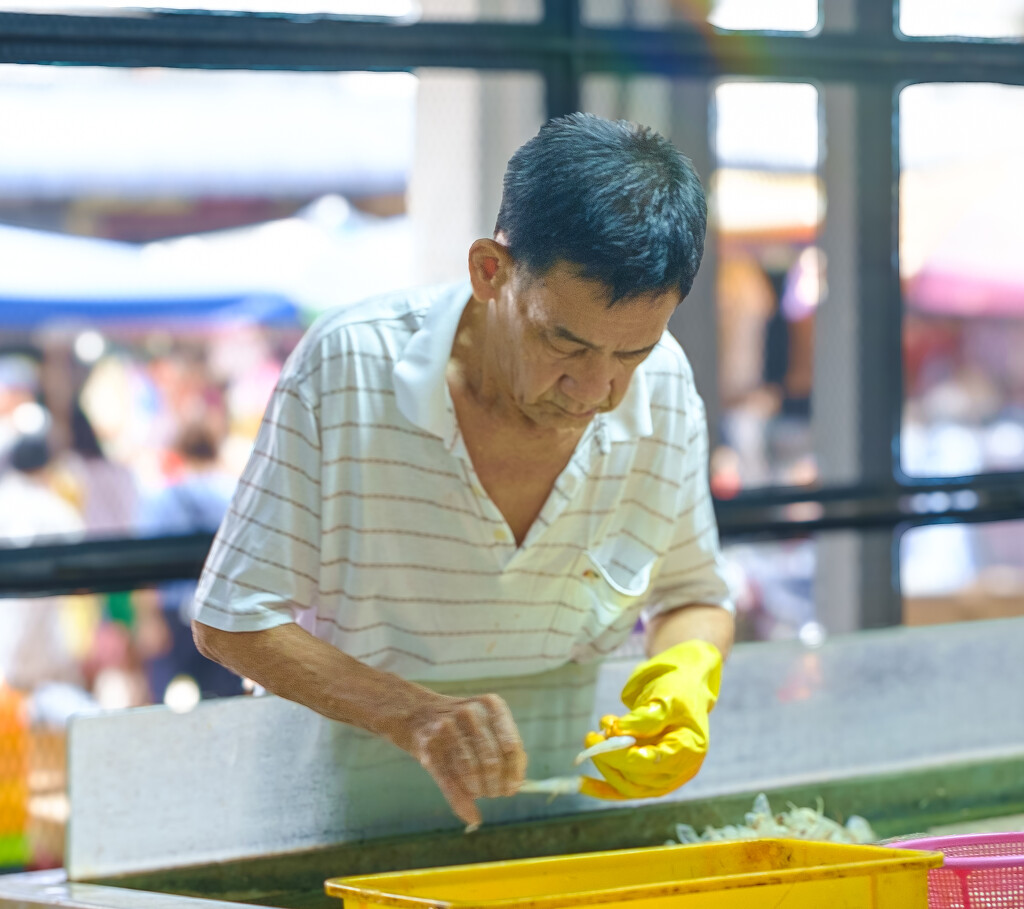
left=324, top=838, right=942, bottom=908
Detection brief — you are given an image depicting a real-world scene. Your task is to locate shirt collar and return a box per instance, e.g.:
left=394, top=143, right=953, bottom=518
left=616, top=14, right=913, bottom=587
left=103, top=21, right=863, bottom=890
left=393, top=280, right=655, bottom=449
left=393, top=281, right=469, bottom=449
left=599, top=364, right=653, bottom=449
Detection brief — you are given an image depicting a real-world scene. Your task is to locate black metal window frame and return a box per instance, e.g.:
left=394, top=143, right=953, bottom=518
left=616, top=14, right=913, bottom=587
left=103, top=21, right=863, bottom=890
left=1, top=0, right=1023, bottom=602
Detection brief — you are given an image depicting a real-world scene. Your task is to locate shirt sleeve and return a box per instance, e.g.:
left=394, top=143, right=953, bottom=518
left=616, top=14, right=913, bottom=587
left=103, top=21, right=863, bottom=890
left=643, top=394, right=735, bottom=622
left=193, top=376, right=322, bottom=633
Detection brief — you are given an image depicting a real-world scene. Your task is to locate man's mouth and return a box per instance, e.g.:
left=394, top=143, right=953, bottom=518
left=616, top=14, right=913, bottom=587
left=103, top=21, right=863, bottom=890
left=557, top=404, right=599, bottom=420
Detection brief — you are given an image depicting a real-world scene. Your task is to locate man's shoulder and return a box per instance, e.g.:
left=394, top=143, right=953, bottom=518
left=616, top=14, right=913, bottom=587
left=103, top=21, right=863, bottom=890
left=282, top=281, right=465, bottom=383
left=306, top=282, right=460, bottom=348
left=642, top=333, right=701, bottom=412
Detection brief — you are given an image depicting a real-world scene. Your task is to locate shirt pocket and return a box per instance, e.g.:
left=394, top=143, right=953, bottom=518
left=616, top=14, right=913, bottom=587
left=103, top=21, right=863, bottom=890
left=576, top=535, right=659, bottom=639
left=584, top=548, right=655, bottom=598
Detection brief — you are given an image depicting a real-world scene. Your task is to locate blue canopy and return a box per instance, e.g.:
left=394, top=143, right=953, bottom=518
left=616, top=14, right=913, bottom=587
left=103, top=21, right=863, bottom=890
left=0, top=292, right=300, bottom=327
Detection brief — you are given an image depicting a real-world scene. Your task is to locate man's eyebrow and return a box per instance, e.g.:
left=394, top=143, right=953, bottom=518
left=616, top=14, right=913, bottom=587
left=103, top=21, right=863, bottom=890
left=551, top=325, right=658, bottom=357
left=552, top=325, right=598, bottom=350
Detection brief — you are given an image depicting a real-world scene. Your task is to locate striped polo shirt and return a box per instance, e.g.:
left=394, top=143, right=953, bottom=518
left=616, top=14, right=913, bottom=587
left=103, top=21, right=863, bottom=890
left=193, top=281, right=733, bottom=682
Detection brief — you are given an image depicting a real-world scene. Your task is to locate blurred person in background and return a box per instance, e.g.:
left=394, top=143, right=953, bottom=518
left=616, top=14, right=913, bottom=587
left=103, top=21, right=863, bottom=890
left=0, top=432, right=84, bottom=547
left=0, top=432, right=86, bottom=691
left=771, top=247, right=821, bottom=487
left=0, top=354, right=41, bottom=463
left=715, top=255, right=778, bottom=489
left=50, top=398, right=150, bottom=708
left=192, top=113, right=735, bottom=828
left=148, top=344, right=229, bottom=465
left=135, top=421, right=242, bottom=703
left=52, top=400, right=138, bottom=537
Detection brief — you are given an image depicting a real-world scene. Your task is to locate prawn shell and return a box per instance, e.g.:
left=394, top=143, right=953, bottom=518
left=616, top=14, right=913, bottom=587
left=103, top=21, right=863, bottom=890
left=573, top=735, right=638, bottom=766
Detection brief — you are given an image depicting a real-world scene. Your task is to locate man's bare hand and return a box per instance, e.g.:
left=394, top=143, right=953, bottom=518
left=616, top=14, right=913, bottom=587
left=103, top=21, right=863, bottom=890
left=389, top=692, right=527, bottom=827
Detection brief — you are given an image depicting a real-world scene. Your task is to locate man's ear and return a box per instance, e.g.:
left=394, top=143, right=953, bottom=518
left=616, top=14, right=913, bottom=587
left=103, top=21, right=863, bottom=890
left=468, top=238, right=514, bottom=302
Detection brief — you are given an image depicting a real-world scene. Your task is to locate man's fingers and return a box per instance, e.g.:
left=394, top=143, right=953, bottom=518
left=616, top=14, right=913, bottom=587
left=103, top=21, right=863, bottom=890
left=430, top=765, right=482, bottom=828
left=419, top=723, right=482, bottom=824
left=456, top=702, right=504, bottom=799
left=611, top=702, right=672, bottom=739
left=421, top=716, right=482, bottom=798
left=579, top=772, right=674, bottom=801
left=503, top=739, right=528, bottom=795
left=409, top=692, right=526, bottom=820
left=579, top=775, right=633, bottom=800
left=587, top=727, right=709, bottom=798
left=451, top=733, right=484, bottom=799
left=480, top=694, right=527, bottom=795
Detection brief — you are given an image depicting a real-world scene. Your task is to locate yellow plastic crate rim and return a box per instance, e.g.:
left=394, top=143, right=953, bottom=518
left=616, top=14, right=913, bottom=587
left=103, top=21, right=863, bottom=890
left=324, top=839, right=943, bottom=909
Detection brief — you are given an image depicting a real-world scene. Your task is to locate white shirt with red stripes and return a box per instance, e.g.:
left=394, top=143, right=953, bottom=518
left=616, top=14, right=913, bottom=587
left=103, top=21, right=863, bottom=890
left=193, top=281, right=733, bottom=682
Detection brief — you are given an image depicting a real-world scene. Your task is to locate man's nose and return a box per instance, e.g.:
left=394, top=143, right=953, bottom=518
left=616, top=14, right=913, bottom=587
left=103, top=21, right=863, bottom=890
left=560, top=359, right=614, bottom=408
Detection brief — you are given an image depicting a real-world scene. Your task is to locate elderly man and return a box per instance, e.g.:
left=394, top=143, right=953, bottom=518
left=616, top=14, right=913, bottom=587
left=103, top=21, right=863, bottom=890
left=193, top=112, right=735, bottom=829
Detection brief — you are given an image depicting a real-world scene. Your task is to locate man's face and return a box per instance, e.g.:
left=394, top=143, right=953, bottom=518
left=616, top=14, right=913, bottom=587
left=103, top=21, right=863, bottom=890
left=492, top=262, right=679, bottom=431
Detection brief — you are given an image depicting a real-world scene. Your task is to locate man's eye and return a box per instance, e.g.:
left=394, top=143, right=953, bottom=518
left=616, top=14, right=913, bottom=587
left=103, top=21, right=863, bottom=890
left=548, top=339, right=582, bottom=356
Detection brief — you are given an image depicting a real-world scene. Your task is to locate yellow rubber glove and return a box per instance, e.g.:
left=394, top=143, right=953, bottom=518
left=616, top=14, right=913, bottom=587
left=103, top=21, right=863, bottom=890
left=579, top=639, right=722, bottom=800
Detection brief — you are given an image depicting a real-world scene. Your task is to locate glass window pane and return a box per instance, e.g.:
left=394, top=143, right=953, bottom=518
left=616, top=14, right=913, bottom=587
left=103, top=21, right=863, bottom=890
left=583, top=75, right=826, bottom=493
left=725, top=537, right=820, bottom=642
left=0, top=65, right=543, bottom=547
left=713, top=82, right=823, bottom=492
left=0, top=0, right=542, bottom=20
left=900, top=83, right=1024, bottom=478
left=899, top=0, right=1024, bottom=39
left=0, top=0, right=411, bottom=14
left=417, top=0, right=542, bottom=21
left=715, top=82, right=820, bottom=171
left=601, top=533, right=832, bottom=646
left=901, top=520, right=1024, bottom=624
left=583, top=0, right=819, bottom=32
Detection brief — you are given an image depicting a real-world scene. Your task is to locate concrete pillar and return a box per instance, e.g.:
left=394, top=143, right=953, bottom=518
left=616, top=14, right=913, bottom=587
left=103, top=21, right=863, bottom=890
left=667, top=80, right=719, bottom=448
left=408, top=66, right=544, bottom=285
left=812, top=0, right=902, bottom=633
left=408, top=68, right=483, bottom=285
left=812, top=81, right=865, bottom=634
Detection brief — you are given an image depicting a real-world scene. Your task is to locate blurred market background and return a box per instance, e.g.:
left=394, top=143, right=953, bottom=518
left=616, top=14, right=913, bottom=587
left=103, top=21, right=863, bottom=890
left=2, top=0, right=1024, bottom=874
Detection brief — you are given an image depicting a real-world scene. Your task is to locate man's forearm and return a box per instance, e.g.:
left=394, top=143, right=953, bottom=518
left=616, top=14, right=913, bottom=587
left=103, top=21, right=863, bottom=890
left=192, top=620, right=438, bottom=752
left=643, top=603, right=735, bottom=660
